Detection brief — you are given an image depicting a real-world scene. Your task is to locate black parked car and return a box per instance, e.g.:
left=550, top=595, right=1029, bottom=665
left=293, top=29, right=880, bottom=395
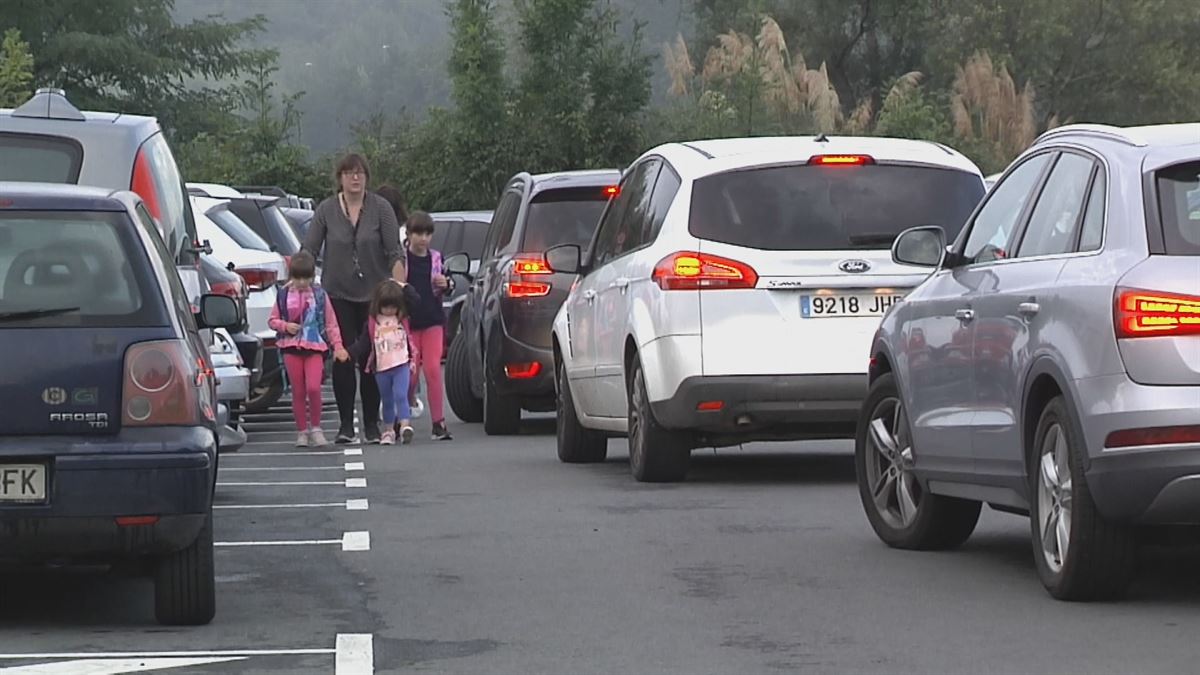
left=199, top=254, right=263, bottom=394
left=445, top=170, right=620, bottom=435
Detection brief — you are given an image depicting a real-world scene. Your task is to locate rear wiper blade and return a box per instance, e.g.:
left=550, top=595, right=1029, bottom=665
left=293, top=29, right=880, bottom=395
left=0, top=307, right=81, bottom=322
left=848, top=233, right=898, bottom=246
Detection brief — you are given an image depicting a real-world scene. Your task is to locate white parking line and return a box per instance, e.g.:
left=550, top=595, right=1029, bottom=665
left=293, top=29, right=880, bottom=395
left=345, top=477, right=367, bottom=488
left=345, top=462, right=365, bottom=472
left=231, top=448, right=362, bottom=457
left=214, top=532, right=370, bottom=551
left=0, top=648, right=334, bottom=659
left=219, top=466, right=346, bottom=472
left=0, top=656, right=246, bottom=673
left=214, top=499, right=369, bottom=511
left=335, top=634, right=374, bottom=674
left=216, top=480, right=346, bottom=487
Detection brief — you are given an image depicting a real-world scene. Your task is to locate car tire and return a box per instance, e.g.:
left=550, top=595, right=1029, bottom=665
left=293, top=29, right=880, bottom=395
left=856, top=373, right=981, bottom=550
left=483, top=362, right=521, bottom=436
left=556, top=363, right=607, bottom=463
left=1029, top=396, right=1137, bottom=601
left=244, top=374, right=284, bottom=414
left=627, top=358, right=690, bottom=482
left=154, top=513, right=216, bottom=626
left=446, top=332, right=483, bottom=423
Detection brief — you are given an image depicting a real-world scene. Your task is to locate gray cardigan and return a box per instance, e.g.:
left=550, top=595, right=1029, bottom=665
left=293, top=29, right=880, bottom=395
left=304, top=192, right=404, bottom=303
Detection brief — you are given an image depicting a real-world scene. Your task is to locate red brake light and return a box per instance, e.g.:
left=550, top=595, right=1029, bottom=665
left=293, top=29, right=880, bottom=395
left=236, top=268, right=278, bottom=292
left=604, top=185, right=620, bottom=198
left=653, top=252, right=758, bottom=291
left=1106, top=426, right=1200, bottom=448
left=696, top=401, right=724, bottom=411
left=808, top=154, right=874, bottom=167
left=505, top=255, right=553, bottom=298
left=115, top=515, right=160, bottom=527
left=1115, top=288, right=1200, bottom=338
left=505, top=362, right=543, bottom=380
left=123, top=340, right=211, bottom=426
left=132, top=149, right=161, bottom=218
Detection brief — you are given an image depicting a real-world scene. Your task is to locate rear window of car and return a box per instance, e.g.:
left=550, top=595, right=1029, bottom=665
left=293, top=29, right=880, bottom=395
left=520, top=188, right=610, bottom=252
left=689, top=163, right=985, bottom=250
left=208, top=207, right=272, bottom=252
left=0, top=133, right=83, bottom=182
left=0, top=211, right=166, bottom=328
left=263, top=205, right=302, bottom=255
left=1156, top=161, right=1200, bottom=255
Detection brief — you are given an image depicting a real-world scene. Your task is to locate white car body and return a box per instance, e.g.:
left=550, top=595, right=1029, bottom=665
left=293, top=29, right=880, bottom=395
left=187, top=182, right=244, bottom=199
left=553, top=136, right=986, bottom=449
left=191, top=196, right=286, bottom=342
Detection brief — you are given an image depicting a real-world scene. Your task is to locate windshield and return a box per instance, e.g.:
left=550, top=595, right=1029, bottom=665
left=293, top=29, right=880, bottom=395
left=689, top=163, right=985, bottom=250
left=520, top=188, right=610, bottom=252
left=0, top=211, right=165, bottom=327
left=1156, top=161, right=1200, bottom=255
left=208, top=206, right=272, bottom=252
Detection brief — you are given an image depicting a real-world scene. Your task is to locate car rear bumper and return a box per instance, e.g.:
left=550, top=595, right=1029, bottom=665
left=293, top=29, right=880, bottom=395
left=1077, top=376, right=1200, bottom=524
left=0, top=428, right=216, bottom=561
left=492, top=336, right=555, bottom=406
left=651, top=374, right=867, bottom=444
left=215, top=364, right=251, bottom=402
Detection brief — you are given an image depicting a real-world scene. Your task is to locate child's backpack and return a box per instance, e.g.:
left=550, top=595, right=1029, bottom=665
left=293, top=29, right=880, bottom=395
left=275, top=285, right=331, bottom=347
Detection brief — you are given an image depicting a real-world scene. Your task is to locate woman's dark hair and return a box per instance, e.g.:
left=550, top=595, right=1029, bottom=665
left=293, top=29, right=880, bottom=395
left=334, top=153, right=371, bottom=190
left=376, top=184, right=408, bottom=224
left=406, top=210, right=434, bottom=235
left=369, top=280, right=409, bottom=318
left=289, top=250, right=317, bottom=280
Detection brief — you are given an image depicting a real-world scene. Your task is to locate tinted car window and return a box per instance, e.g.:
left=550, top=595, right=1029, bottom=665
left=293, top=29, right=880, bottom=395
left=1078, top=171, right=1106, bottom=252
left=0, top=134, right=83, bottom=182
left=208, top=207, right=272, bottom=252
left=962, top=153, right=1053, bottom=264
left=263, top=205, right=302, bottom=255
left=135, top=204, right=194, bottom=322
left=487, top=189, right=522, bottom=257
left=1017, top=153, right=1095, bottom=258
left=0, top=211, right=164, bottom=327
left=461, top=220, right=489, bottom=259
left=646, top=164, right=681, bottom=243
left=520, top=187, right=611, bottom=253
left=594, top=161, right=659, bottom=264
left=690, top=164, right=984, bottom=251
left=1156, top=161, right=1200, bottom=255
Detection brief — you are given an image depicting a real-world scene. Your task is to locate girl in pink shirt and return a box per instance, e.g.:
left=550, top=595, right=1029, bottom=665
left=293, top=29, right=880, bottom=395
left=268, top=252, right=349, bottom=447
left=350, top=280, right=420, bottom=445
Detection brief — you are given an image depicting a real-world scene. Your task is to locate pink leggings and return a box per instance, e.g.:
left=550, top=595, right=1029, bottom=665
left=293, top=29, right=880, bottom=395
left=283, top=352, right=325, bottom=431
left=407, top=325, right=445, bottom=423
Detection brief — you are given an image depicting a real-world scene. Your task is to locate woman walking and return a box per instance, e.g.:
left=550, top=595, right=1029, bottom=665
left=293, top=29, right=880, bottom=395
left=303, top=154, right=406, bottom=444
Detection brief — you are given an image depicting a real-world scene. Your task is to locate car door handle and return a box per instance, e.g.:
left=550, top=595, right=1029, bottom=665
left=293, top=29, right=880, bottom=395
left=583, top=290, right=597, bottom=303
left=955, top=308, right=975, bottom=323
left=1018, top=301, right=1040, bottom=317
left=615, top=277, right=630, bottom=293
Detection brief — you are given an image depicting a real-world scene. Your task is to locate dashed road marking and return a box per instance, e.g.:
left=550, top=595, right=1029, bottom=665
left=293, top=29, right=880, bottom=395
left=341, top=531, right=371, bottom=552
left=345, top=462, right=365, bottom=472
left=335, top=634, right=373, bottom=674
left=345, top=477, right=367, bottom=488
left=214, top=532, right=370, bottom=551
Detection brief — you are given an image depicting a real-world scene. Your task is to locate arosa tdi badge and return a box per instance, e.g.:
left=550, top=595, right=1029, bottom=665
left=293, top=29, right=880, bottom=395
left=838, top=259, right=871, bottom=274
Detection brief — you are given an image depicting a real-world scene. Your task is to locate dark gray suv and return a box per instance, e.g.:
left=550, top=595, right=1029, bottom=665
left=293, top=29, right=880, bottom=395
left=859, top=123, right=1200, bottom=601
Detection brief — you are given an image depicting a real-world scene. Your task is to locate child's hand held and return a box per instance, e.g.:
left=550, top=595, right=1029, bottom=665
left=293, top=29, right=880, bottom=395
left=334, top=348, right=350, bottom=362
left=286, top=322, right=301, bottom=335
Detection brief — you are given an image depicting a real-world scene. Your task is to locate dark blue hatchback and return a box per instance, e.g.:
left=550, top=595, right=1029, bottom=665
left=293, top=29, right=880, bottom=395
left=0, top=182, right=241, bottom=625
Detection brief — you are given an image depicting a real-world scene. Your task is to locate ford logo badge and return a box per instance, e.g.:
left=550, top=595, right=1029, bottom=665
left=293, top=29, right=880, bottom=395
left=838, top=259, right=871, bottom=274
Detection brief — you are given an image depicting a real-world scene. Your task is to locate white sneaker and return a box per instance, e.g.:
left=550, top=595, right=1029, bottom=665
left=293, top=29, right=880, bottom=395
left=309, top=428, right=329, bottom=447
left=400, top=426, right=415, bottom=445
left=295, top=432, right=309, bottom=447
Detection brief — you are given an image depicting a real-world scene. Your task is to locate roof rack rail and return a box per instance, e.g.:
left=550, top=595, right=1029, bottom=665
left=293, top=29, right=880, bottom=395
left=680, top=142, right=714, bottom=159
left=1034, top=124, right=1146, bottom=148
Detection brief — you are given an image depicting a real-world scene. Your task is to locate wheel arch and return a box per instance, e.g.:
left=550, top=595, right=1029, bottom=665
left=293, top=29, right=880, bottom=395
left=1022, top=357, right=1086, bottom=474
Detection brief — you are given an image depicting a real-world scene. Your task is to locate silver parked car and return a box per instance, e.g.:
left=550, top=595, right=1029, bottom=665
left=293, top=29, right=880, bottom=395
left=858, top=123, right=1200, bottom=601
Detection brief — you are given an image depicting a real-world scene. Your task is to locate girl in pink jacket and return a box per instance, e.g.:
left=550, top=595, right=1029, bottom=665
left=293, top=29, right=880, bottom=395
left=268, top=251, right=350, bottom=447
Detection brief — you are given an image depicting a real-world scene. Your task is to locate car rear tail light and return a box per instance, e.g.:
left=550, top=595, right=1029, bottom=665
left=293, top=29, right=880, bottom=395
left=505, top=255, right=553, bottom=298
left=115, top=515, right=160, bottom=527
left=122, top=340, right=214, bottom=426
left=653, top=252, right=758, bottom=291
left=808, top=154, right=875, bottom=167
left=696, top=401, right=724, bottom=411
left=236, top=267, right=278, bottom=292
left=1114, top=288, right=1200, bottom=338
left=131, top=149, right=162, bottom=219
left=1105, top=425, right=1200, bottom=448
left=505, top=362, right=542, bottom=379
left=603, top=185, right=620, bottom=198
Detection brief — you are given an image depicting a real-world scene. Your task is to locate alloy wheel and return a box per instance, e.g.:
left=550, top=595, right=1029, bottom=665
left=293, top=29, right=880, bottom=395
left=865, top=396, right=921, bottom=529
left=1036, top=423, right=1073, bottom=574
left=628, top=371, right=645, bottom=467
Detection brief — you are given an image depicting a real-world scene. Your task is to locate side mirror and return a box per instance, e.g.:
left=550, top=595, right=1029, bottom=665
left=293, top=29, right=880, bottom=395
left=443, top=252, right=471, bottom=277
left=892, top=226, right=947, bottom=268
left=544, top=244, right=582, bottom=275
left=196, top=294, right=242, bottom=330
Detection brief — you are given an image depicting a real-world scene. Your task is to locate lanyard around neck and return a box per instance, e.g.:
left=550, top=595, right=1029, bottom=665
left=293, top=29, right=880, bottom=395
left=339, top=192, right=363, bottom=228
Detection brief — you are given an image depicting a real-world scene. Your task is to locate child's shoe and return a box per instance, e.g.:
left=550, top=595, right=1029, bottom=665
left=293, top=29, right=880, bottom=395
left=309, top=428, right=329, bottom=447
left=380, top=429, right=396, bottom=445
left=296, top=432, right=310, bottom=448
left=400, top=426, right=415, bottom=445
left=431, top=421, right=452, bottom=441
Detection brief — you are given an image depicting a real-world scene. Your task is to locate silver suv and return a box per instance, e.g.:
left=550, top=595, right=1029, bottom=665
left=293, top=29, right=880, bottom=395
left=859, top=123, right=1200, bottom=600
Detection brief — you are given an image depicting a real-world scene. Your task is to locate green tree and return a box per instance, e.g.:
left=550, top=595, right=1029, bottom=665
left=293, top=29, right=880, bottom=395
left=0, top=28, right=34, bottom=108
left=6, top=0, right=269, bottom=139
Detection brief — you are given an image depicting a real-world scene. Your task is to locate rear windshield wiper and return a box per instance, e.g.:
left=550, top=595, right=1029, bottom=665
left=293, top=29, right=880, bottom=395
left=848, top=233, right=899, bottom=247
left=0, top=307, right=81, bottom=322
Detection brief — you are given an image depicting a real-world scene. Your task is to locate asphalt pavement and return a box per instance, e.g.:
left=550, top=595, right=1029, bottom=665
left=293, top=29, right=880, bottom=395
left=3, top=383, right=1200, bottom=674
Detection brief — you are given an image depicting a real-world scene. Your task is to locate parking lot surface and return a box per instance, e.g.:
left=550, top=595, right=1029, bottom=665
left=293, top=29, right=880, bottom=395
left=4, top=389, right=1200, bottom=673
